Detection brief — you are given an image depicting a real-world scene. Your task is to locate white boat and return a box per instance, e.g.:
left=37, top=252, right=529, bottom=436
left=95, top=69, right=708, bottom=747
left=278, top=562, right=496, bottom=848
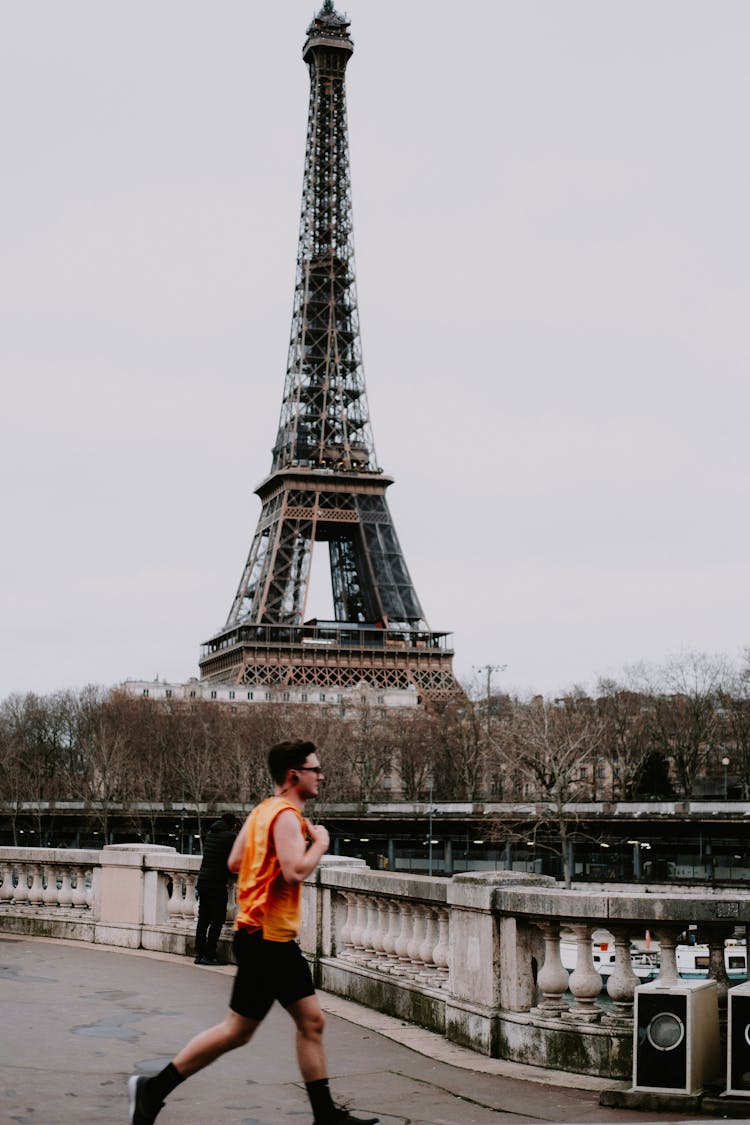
left=560, top=930, right=747, bottom=983
left=676, top=938, right=747, bottom=980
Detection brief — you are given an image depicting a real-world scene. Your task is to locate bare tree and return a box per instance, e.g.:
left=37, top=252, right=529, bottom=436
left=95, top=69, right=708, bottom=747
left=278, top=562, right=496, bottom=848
left=170, top=704, right=225, bottom=842
left=489, top=696, right=604, bottom=887
left=595, top=679, right=657, bottom=798
left=644, top=652, right=729, bottom=798
left=1, top=691, right=78, bottom=843
left=342, top=701, right=394, bottom=803
left=122, top=695, right=182, bottom=840
left=216, top=710, right=271, bottom=809
left=397, top=710, right=437, bottom=801
left=717, top=657, right=750, bottom=800
left=440, top=700, right=487, bottom=800
left=74, top=688, right=137, bottom=842
left=0, top=703, right=25, bottom=844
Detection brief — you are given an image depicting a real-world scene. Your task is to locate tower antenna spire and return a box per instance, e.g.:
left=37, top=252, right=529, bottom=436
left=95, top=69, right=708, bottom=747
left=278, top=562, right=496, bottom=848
left=199, top=7, right=460, bottom=703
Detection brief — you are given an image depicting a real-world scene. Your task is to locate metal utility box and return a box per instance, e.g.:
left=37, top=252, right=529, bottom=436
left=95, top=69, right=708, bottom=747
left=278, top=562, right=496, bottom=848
left=633, top=978, right=720, bottom=1095
left=727, top=980, right=750, bottom=1095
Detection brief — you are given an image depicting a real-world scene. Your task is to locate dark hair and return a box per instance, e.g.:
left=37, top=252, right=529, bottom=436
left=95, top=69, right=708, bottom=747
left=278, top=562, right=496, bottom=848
left=267, top=739, right=317, bottom=785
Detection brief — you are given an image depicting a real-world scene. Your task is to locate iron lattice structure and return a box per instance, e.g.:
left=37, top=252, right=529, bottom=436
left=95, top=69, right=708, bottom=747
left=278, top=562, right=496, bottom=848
left=199, top=2, right=461, bottom=702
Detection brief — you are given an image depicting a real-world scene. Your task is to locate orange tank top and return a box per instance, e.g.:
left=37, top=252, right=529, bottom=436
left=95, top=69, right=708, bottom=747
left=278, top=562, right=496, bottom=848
left=235, top=796, right=306, bottom=941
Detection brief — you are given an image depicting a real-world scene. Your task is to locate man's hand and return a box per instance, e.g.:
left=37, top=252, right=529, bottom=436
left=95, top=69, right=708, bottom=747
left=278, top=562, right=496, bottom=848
left=305, top=820, right=330, bottom=853
left=275, top=810, right=329, bottom=884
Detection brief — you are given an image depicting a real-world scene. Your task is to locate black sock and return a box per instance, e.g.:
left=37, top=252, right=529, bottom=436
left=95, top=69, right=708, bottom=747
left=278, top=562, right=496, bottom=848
left=146, top=1062, right=185, bottom=1105
left=306, top=1077, right=336, bottom=1121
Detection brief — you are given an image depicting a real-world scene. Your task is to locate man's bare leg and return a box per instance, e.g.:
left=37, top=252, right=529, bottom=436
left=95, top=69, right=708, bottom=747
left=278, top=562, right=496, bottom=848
left=172, top=1009, right=261, bottom=1077
left=129, top=1010, right=263, bottom=1125
left=287, top=997, right=378, bottom=1123
left=288, top=994, right=328, bottom=1081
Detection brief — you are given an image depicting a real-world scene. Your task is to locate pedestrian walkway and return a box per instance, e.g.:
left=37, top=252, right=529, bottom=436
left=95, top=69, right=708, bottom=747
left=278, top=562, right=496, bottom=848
left=0, top=934, right=718, bottom=1124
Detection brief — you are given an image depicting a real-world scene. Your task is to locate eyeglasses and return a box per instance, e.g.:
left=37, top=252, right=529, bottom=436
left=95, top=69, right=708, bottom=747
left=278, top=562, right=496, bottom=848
left=296, top=766, right=323, bottom=775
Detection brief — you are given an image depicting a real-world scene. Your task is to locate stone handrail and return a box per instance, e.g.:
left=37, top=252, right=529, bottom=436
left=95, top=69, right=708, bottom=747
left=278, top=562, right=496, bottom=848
left=301, top=869, right=748, bottom=1077
left=1, top=846, right=747, bottom=1080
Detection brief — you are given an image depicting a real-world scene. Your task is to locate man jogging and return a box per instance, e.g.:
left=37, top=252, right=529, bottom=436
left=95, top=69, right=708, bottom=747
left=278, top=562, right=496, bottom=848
left=128, top=739, right=378, bottom=1125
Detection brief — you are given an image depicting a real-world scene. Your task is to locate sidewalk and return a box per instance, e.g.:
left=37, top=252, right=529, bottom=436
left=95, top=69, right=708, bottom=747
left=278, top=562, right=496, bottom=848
left=0, top=934, right=719, bottom=1124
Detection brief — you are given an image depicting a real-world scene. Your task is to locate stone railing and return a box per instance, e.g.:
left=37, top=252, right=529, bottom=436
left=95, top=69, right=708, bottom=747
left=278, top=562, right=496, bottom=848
left=1, top=846, right=747, bottom=1080
left=0, top=845, right=220, bottom=951
left=0, top=848, right=99, bottom=935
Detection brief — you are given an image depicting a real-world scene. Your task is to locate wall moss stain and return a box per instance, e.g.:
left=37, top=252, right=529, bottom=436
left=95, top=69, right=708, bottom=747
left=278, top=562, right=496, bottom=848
left=610, top=1032, right=633, bottom=1077
left=30, top=921, right=57, bottom=939
left=0, top=916, right=94, bottom=943
left=323, top=967, right=445, bottom=1035
left=543, top=1031, right=596, bottom=1073
left=446, top=1014, right=492, bottom=1054
left=408, top=989, right=442, bottom=1031
left=497, top=1022, right=629, bottom=1080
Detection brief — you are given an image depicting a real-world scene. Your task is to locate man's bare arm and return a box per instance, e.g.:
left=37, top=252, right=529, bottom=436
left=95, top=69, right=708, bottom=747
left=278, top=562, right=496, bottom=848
left=274, top=809, right=330, bottom=884
left=227, top=818, right=249, bottom=873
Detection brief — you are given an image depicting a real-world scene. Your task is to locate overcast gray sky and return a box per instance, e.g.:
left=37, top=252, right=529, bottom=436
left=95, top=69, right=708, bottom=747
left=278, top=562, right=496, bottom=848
left=2, top=1, right=748, bottom=701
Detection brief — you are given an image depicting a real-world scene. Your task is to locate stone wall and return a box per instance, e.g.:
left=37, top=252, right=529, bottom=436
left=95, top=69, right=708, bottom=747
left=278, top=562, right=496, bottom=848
left=2, top=844, right=746, bottom=1080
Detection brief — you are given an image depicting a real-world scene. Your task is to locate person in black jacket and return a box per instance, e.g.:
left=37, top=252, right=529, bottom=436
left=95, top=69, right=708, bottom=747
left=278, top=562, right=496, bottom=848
left=194, top=812, right=238, bottom=965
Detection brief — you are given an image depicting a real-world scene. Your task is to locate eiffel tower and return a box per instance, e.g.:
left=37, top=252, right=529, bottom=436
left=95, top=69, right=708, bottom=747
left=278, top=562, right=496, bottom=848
left=199, top=1, right=461, bottom=703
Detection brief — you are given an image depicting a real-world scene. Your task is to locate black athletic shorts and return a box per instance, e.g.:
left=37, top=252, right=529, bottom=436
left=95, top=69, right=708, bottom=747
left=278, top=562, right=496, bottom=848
left=229, top=927, right=315, bottom=1020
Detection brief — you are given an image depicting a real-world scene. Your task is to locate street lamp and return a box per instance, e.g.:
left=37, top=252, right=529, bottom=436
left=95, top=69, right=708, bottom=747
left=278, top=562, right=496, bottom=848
left=425, top=774, right=437, bottom=877
left=427, top=779, right=433, bottom=876
left=722, top=756, right=730, bottom=799
left=473, top=663, right=508, bottom=735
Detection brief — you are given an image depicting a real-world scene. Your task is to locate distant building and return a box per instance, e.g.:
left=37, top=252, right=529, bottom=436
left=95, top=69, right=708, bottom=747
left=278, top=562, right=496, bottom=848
left=120, top=677, right=418, bottom=711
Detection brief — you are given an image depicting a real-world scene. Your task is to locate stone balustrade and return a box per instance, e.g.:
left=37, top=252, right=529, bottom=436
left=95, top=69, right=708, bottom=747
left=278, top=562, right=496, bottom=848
left=0, top=853, right=97, bottom=910
left=0, top=845, right=223, bottom=952
left=1, top=846, right=747, bottom=1080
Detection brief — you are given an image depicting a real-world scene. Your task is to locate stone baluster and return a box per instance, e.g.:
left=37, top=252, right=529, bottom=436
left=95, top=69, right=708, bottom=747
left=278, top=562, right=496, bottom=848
left=563, top=924, right=602, bottom=1022
left=366, top=897, right=384, bottom=966
left=350, top=895, right=368, bottom=958
left=382, top=900, right=401, bottom=965
left=395, top=902, right=415, bottom=969
left=338, top=892, right=355, bottom=957
left=0, top=862, right=14, bottom=905
left=704, top=924, right=734, bottom=1009
left=345, top=892, right=359, bottom=953
left=42, top=866, right=59, bottom=908
left=419, top=906, right=438, bottom=977
left=359, top=896, right=374, bottom=958
left=359, top=896, right=376, bottom=960
left=83, top=867, right=94, bottom=910
left=602, top=928, right=639, bottom=1027
left=406, top=905, right=427, bottom=974
left=433, top=908, right=450, bottom=980
left=27, top=864, right=44, bottom=908
left=225, top=880, right=237, bottom=924
left=532, top=921, right=569, bottom=1015
left=167, top=872, right=183, bottom=923
left=57, top=868, right=75, bottom=910
left=653, top=925, right=680, bottom=984
left=71, top=866, right=88, bottom=909
left=369, top=898, right=388, bottom=963
left=184, top=875, right=198, bottom=922
left=12, top=864, right=29, bottom=909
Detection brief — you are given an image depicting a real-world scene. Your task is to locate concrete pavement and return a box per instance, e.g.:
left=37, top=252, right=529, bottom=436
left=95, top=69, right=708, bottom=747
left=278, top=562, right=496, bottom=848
left=0, top=934, right=723, bottom=1124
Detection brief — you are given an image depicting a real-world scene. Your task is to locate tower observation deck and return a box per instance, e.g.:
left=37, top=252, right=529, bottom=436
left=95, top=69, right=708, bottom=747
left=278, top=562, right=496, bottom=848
left=199, top=1, right=461, bottom=703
